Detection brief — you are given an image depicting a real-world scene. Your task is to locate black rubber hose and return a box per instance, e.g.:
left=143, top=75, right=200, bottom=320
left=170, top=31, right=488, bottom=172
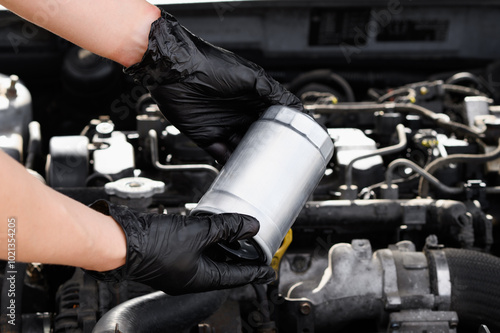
left=92, top=289, right=228, bottom=333
left=445, top=72, right=496, bottom=96
left=288, top=69, right=356, bottom=102
left=444, top=248, right=500, bottom=332
left=252, top=284, right=271, bottom=323
left=446, top=72, right=483, bottom=86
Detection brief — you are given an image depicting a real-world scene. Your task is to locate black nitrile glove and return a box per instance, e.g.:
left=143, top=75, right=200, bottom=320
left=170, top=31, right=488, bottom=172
left=125, top=9, right=304, bottom=163
left=84, top=200, right=275, bottom=295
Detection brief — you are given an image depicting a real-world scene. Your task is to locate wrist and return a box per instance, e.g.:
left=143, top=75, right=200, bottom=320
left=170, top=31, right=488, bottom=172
left=82, top=201, right=127, bottom=272
left=92, top=214, right=127, bottom=271
left=114, top=4, right=161, bottom=67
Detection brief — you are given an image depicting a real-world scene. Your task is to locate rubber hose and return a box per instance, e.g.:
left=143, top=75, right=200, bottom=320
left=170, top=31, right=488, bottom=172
left=444, top=248, right=500, bottom=332
left=288, top=69, right=355, bottom=102
left=446, top=72, right=483, bottom=86
left=92, top=289, right=228, bottom=333
left=445, top=72, right=496, bottom=96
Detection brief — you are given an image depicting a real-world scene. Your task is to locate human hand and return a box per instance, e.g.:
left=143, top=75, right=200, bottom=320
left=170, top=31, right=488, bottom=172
left=83, top=200, right=275, bottom=295
left=125, top=9, right=304, bottom=163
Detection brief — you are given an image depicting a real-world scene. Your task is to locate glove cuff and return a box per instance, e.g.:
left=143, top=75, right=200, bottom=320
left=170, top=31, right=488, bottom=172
left=82, top=200, right=143, bottom=283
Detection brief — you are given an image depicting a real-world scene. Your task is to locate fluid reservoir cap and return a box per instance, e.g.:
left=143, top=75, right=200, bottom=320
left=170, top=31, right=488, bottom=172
left=105, top=177, right=165, bottom=199
left=96, top=122, right=114, bottom=138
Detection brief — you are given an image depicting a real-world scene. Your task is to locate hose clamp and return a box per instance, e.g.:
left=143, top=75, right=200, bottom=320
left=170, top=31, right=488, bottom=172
left=428, top=249, right=451, bottom=310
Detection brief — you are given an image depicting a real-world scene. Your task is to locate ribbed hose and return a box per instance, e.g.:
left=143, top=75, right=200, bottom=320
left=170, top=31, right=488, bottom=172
left=444, top=248, right=500, bottom=332
left=92, top=289, right=228, bottom=333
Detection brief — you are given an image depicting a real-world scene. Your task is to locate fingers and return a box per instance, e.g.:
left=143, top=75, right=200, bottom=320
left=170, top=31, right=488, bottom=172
left=203, top=260, right=276, bottom=290
left=255, top=71, right=306, bottom=114
left=203, top=142, right=232, bottom=165
left=203, top=213, right=260, bottom=246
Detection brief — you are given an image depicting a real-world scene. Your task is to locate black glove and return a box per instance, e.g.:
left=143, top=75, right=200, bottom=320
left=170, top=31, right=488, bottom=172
left=84, top=200, right=275, bottom=295
left=125, top=9, right=304, bottom=163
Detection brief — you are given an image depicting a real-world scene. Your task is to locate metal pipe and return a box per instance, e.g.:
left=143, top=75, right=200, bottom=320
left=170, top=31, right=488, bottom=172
left=306, top=102, right=484, bottom=139
left=148, top=129, right=219, bottom=176
left=386, top=159, right=463, bottom=196
left=344, top=123, right=406, bottom=187
left=418, top=138, right=500, bottom=197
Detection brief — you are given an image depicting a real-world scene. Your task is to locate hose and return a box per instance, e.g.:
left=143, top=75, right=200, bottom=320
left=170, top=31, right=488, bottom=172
left=446, top=72, right=483, bottom=86
left=92, top=289, right=228, bottom=333
left=344, top=123, right=407, bottom=187
left=418, top=138, right=500, bottom=197
left=445, top=72, right=496, bottom=97
left=444, top=248, right=500, bottom=332
left=252, top=284, right=271, bottom=323
left=288, top=69, right=355, bottom=102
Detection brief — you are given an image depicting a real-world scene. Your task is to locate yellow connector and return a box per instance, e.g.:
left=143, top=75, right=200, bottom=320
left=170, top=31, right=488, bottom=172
left=271, top=229, right=293, bottom=274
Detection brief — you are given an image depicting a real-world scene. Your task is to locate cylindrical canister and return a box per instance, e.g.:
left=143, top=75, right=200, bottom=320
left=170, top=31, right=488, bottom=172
left=191, top=105, right=334, bottom=264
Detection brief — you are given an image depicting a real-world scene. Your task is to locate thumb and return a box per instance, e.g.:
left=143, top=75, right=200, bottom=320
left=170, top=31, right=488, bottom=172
left=255, top=70, right=305, bottom=112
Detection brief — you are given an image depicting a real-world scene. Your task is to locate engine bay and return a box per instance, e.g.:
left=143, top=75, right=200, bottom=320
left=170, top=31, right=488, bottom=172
left=1, top=0, right=500, bottom=332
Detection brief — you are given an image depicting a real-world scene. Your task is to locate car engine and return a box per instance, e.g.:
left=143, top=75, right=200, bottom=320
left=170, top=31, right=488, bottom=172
left=1, top=0, right=500, bottom=332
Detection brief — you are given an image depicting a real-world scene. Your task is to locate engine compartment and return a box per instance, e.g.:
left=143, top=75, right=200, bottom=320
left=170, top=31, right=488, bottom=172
left=1, top=1, right=500, bottom=332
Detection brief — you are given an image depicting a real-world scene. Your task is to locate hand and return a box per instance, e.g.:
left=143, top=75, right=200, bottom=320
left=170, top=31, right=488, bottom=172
left=83, top=200, right=275, bottom=295
left=125, top=9, right=304, bottom=163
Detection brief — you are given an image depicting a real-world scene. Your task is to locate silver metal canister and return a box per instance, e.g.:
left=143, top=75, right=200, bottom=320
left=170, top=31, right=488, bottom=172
left=192, top=105, right=334, bottom=264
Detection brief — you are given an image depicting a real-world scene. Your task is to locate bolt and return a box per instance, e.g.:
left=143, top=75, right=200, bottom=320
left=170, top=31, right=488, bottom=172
left=299, top=302, right=312, bottom=315
left=420, top=86, right=428, bottom=95
left=6, top=75, right=18, bottom=98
